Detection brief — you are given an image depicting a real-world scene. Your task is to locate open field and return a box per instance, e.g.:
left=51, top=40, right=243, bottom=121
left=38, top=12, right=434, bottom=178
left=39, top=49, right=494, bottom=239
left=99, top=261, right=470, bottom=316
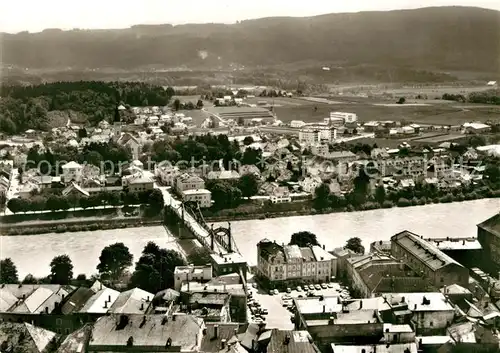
left=274, top=97, right=500, bottom=126
left=244, top=96, right=306, bottom=107
left=326, top=84, right=495, bottom=98
left=412, top=134, right=468, bottom=144
left=179, top=109, right=210, bottom=126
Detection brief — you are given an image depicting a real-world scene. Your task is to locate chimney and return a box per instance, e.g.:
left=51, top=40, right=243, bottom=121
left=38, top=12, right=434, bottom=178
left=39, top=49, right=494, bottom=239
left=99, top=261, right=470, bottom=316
left=401, top=296, right=405, bottom=303
left=323, top=305, right=326, bottom=313
left=140, top=303, right=144, bottom=311
left=45, top=307, right=49, bottom=314
left=104, top=301, right=108, bottom=309
left=359, top=300, right=363, bottom=309
left=214, top=325, right=219, bottom=338
left=22, top=294, right=26, bottom=300
left=146, top=296, right=150, bottom=302
left=323, top=245, right=325, bottom=250
left=221, top=339, right=226, bottom=349
left=173, top=314, right=176, bottom=321
left=108, top=295, right=111, bottom=302
left=414, top=304, right=417, bottom=310
left=328, top=316, right=335, bottom=325
left=62, top=294, right=65, bottom=300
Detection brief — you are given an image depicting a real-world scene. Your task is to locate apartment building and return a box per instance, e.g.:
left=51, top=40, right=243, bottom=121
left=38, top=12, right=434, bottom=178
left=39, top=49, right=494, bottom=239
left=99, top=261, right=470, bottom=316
left=181, top=189, right=212, bottom=208
left=257, top=239, right=337, bottom=288
left=299, top=126, right=337, bottom=144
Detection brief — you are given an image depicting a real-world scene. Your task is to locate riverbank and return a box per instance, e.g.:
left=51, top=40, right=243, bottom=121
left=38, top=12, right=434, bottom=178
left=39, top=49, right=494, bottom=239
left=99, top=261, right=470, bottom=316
left=0, top=217, right=164, bottom=235
left=204, top=193, right=500, bottom=222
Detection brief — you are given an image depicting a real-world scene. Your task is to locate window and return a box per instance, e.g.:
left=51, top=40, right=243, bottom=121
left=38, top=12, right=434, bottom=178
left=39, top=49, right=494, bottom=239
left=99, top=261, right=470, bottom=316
left=65, top=328, right=71, bottom=334
left=430, top=321, right=433, bottom=327
left=56, top=318, right=62, bottom=326
left=440, top=277, right=444, bottom=283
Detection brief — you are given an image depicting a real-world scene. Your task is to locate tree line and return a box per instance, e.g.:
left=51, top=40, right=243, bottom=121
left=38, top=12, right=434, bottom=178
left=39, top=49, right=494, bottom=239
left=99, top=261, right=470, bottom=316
left=0, top=241, right=209, bottom=293
left=0, top=81, right=175, bottom=134
left=442, top=89, right=500, bottom=105
left=7, top=189, right=164, bottom=214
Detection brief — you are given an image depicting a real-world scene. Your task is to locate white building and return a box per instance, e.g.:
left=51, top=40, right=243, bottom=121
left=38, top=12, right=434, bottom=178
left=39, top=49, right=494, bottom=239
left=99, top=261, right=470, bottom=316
left=311, top=144, right=329, bottom=156
left=291, top=120, right=306, bottom=128
left=156, top=165, right=180, bottom=186
left=176, top=173, right=205, bottom=192
left=181, top=189, right=212, bottom=208
left=61, top=161, right=83, bottom=184
left=174, top=264, right=213, bottom=291
left=330, top=112, right=358, bottom=124
left=270, top=186, right=291, bottom=203
left=299, top=126, right=337, bottom=144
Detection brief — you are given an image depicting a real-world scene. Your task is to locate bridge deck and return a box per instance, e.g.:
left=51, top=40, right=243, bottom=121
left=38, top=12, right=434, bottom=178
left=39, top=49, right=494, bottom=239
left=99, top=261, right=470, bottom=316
left=156, top=185, right=229, bottom=255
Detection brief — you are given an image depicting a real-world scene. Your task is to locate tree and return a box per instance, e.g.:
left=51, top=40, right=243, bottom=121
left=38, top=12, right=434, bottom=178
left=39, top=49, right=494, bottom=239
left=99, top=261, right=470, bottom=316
left=196, top=99, right=204, bottom=109
left=238, top=174, right=259, bottom=198
left=314, top=183, right=331, bottom=210
left=243, top=136, right=254, bottom=146
left=130, top=242, right=186, bottom=293
left=50, top=255, right=74, bottom=284
left=7, top=198, right=27, bottom=213
left=345, top=237, right=365, bottom=254
left=78, top=128, right=88, bottom=138
left=485, top=164, right=500, bottom=184
left=289, top=231, right=320, bottom=247
left=397, top=97, right=406, bottom=104
left=186, top=247, right=212, bottom=266
left=97, top=243, right=133, bottom=280
left=165, top=86, right=175, bottom=97
left=0, top=258, right=18, bottom=283
left=22, top=274, right=38, bottom=284
left=375, top=185, right=386, bottom=204
left=173, top=99, right=181, bottom=111
left=85, top=151, right=103, bottom=166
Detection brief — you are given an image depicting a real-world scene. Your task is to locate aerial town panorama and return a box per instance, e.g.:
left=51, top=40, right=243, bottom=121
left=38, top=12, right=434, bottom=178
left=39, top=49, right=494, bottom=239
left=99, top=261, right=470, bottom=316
left=0, top=5, right=500, bottom=353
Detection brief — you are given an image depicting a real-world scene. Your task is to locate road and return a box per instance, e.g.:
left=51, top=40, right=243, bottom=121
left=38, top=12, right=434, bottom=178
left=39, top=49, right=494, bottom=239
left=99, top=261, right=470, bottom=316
left=155, top=184, right=228, bottom=255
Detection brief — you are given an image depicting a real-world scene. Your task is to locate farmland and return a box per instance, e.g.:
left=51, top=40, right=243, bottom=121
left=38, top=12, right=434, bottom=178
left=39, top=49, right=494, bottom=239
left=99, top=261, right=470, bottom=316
left=272, top=96, right=500, bottom=126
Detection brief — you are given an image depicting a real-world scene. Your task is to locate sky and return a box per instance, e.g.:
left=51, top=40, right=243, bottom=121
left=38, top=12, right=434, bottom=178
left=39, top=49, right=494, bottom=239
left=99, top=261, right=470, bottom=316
left=1, top=0, right=499, bottom=33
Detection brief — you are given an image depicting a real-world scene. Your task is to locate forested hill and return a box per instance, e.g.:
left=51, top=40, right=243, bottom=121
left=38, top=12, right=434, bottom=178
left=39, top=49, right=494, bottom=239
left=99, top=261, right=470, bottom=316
left=2, top=6, right=500, bottom=72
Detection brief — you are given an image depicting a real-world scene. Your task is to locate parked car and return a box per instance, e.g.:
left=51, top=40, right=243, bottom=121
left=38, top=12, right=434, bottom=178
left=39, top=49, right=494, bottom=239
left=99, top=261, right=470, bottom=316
left=261, top=309, right=268, bottom=315
left=307, top=291, right=315, bottom=297
left=252, top=283, right=257, bottom=288
left=315, top=284, right=321, bottom=290
left=273, top=289, right=279, bottom=295
left=327, top=283, right=334, bottom=288
left=286, top=288, right=292, bottom=293
left=308, top=284, right=315, bottom=290
left=269, top=290, right=274, bottom=295
left=321, top=283, right=328, bottom=289
left=296, top=286, right=302, bottom=292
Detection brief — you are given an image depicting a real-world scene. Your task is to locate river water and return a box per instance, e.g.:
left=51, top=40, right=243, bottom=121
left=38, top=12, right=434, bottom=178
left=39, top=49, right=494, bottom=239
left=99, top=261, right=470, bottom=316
left=0, top=199, right=498, bottom=278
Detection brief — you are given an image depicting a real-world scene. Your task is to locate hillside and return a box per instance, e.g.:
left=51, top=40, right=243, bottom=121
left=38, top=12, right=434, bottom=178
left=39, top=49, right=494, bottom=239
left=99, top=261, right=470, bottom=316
left=2, top=6, right=500, bottom=73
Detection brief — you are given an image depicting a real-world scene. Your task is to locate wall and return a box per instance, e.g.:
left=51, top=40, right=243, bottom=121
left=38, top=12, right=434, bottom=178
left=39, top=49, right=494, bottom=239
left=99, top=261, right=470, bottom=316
left=412, top=310, right=455, bottom=335
left=433, top=264, right=469, bottom=288
left=308, top=322, right=383, bottom=346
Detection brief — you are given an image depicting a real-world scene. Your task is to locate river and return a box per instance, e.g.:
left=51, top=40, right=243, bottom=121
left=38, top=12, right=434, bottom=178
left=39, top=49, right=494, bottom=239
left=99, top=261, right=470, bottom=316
left=0, top=199, right=498, bottom=278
